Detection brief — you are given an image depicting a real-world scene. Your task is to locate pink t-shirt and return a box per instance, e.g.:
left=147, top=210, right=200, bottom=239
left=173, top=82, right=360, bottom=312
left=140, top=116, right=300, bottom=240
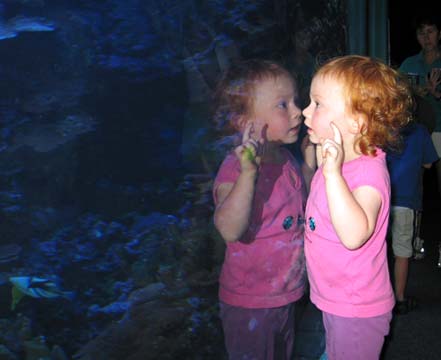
left=213, top=148, right=307, bottom=308
left=305, top=149, right=395, bottom=318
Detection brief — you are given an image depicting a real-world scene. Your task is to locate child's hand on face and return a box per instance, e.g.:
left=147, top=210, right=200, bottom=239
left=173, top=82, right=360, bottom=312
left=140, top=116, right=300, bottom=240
left=235, top=122, right=262, bottom=172
left=321, top=122, right=343, bottom=177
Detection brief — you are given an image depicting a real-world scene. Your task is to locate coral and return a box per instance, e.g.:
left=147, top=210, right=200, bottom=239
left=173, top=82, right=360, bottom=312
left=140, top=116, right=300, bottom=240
left=0, top=345, right=17, bottom=360
left=23, top=336, right=51, bottom=360
left=11, top=115, right=96, bottom=153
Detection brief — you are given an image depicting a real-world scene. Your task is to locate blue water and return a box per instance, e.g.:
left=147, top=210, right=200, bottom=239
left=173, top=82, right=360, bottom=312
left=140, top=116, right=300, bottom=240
left=0, top=1, right=344, bottom=358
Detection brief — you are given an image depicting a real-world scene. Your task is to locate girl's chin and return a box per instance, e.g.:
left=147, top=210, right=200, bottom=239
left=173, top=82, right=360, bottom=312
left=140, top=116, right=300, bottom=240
left=287, top=134, right=299, bottom=144
left=307, top=134, right=319, bottom=144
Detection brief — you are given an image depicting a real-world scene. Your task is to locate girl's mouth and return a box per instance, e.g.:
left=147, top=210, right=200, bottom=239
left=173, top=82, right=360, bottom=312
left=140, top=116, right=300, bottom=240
left=290, top=124, right=301, bottom=133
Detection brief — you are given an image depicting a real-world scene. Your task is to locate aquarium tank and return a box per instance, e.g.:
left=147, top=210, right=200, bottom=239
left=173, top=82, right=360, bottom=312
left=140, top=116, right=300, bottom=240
left=0, top=0, right=345, bottom=359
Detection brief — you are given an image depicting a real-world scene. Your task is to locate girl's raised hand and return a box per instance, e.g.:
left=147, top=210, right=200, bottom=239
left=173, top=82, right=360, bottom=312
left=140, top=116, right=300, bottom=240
left=426, top=68, right=441, bottom=99
left=235, top=121, right=262, bottom=172
left=321, top=122, right=343, bottom=177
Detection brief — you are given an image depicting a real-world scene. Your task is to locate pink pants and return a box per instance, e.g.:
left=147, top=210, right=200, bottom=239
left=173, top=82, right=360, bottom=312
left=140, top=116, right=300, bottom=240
left=220, top=302, right=296, bottom=360
left=323, top=311, right=392, bottom=360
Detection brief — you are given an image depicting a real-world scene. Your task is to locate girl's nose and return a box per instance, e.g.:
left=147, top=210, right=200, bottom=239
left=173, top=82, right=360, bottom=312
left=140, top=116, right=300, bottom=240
left=302, top=106, right=310, bottom=119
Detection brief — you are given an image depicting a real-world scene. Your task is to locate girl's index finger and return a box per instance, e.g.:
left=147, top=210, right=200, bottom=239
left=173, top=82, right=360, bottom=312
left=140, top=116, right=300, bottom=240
left=242, top=121, right=254, bottom=143
left=329, top=122, right=342, bottom=145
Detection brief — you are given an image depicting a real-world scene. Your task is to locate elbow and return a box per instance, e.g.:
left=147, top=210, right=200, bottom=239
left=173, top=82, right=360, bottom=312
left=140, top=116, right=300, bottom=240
left=342, top=241, right=364, bottom=251
left=214, top=216, right=240, bottom=243
left=339, top=218, right=374, bottom=250
left=340, top=232, right=372, bottom=250
left=217, top=229, right=240, bottom=243
left=223, top=234, right=240, bottom=243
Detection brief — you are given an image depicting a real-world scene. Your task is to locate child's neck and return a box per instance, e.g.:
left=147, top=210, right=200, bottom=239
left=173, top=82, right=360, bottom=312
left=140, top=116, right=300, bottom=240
left=343, top=151, right=362, bottom=163
left=262, top=145, right=284, bottom=164
left=343, top=142, right=362, bottom=163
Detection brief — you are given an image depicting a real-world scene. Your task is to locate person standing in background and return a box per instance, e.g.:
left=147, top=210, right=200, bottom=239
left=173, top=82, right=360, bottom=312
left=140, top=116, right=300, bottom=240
left=387, top=121, right=439, bottom=314
left=399, top=12, right=441, bottom=267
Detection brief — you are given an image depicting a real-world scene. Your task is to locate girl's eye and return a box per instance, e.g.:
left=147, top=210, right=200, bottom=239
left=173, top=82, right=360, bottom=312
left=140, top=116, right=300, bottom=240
left=278, top=101, right=288, bottom=109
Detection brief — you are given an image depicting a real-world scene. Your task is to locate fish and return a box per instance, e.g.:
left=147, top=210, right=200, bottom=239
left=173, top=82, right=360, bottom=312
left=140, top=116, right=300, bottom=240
left=9, top=276, right=74, bottom=311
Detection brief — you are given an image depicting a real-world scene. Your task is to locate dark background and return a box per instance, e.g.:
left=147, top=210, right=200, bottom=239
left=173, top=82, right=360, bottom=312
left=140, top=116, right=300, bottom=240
left=389, top=0, right=441, bottom=67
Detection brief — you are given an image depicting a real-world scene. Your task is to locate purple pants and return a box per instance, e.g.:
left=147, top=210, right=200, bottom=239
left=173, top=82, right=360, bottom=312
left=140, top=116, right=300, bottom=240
left=323, top=311, right=392, bottom=360
left=219, top=302, right=296, bottom=360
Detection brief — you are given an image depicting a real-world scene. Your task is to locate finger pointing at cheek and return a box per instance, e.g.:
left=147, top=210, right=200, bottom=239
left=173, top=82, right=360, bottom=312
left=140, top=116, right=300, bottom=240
left=329, top=122, right=342, bottom=145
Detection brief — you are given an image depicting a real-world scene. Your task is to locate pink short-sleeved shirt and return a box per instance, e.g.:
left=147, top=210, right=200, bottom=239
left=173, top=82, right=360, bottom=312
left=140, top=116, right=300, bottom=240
left=305, top=149, right=395, bottom=318
left=213, top=148, right=307, bottom=308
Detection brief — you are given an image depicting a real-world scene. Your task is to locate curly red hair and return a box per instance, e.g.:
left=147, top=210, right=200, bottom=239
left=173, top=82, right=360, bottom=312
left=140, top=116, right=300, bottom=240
left=316, top=55, right=413, bottom=156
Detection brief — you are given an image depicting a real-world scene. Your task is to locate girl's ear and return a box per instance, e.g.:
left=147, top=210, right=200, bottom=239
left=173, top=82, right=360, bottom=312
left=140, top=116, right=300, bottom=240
left=230, top=114, right=242, bottom=131
left=349, top=114, right=366, bottom=135
left=235, top=115, right=249, bottom=132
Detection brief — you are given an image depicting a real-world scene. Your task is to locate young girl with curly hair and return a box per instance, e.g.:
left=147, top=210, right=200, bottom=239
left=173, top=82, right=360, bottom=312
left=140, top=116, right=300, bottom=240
left=302, top=55, right=413, bottom=360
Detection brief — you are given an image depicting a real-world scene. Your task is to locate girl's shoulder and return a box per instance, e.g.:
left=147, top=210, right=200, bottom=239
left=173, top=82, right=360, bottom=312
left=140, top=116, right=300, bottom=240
left=360, top=150, right=387, bottom=171
left=214, top=152, right=240, bottom=183
left=346, top=149, right=386, bottom=168
left=221, top=151, right=238, bottom=166
left=344, top=150, right=388, bottom=189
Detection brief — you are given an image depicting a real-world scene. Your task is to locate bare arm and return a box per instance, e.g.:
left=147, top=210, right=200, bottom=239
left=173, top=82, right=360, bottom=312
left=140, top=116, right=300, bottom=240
left=214, top=122, right=261, bottom=242
left=325, top=176, right=381, bottom=250
left=322, top=123, right=381, bottom=250
left=214, top=170, right=257, bottom=242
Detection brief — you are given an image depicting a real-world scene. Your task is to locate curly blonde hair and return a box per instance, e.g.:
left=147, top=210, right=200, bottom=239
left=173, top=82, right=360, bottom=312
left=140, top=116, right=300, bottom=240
left=316, top=55, right=413, bottom=156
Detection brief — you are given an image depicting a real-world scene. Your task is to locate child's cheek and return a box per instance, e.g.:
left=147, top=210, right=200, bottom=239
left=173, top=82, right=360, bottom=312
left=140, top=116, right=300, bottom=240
left=255, top=122, right=269, bottom=141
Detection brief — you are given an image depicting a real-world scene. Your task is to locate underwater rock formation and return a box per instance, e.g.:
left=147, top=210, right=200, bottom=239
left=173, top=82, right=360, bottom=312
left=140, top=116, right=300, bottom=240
left=0, top=0, right=346, bottom=358
left=0, top=15, right=55, bottom=40
left=0, top=244, right=21, bottom=264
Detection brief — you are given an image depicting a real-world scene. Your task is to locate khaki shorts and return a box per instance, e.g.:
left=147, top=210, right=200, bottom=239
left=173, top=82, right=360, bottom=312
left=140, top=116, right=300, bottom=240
left=390, top=206, right=414, bottom=258
left=431, top=132, right=441, bottom=157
